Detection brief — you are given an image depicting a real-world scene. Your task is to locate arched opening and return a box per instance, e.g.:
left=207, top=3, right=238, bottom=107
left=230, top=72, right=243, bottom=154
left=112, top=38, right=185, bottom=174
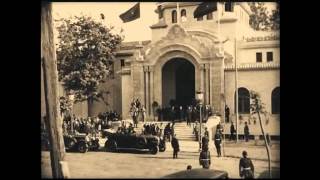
left=162, top=58, right=195, bottom=107
left=235, top=87, right=250, bottom=114
left=181, top=9, right=187, bottom=22
left=172, top=10, right=177, bottom=23
left=272, top=87, right=280, bottom=114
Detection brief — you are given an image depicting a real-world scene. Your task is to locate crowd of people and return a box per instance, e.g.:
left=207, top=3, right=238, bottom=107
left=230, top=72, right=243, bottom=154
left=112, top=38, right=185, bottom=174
left=156, top=104, right=213, bottom=123
left=62, top=110, right=121, bottom=136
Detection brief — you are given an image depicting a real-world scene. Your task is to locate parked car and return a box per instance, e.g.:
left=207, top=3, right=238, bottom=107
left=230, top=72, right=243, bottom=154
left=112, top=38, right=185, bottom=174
left=162, top=168, right=228, bottom=179
left=64, top=133, right=100, bottom=153
left=104, top=131, right=165, bottom=154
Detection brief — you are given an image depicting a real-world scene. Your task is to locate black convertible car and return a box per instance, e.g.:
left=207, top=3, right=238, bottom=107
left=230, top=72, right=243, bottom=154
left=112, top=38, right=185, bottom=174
left=104, top=131, right=166, bottom=154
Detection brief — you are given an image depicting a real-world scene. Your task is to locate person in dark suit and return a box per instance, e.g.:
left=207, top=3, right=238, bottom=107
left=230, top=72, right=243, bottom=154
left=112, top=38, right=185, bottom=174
left=225, top=105, right=230, bottom=123
left=199, top=149, right=211, bottom=169
left=244, top=122, right=250, bottom=142
left=230, top=122, right=236, bottom=141
left=202, top=135, right=209, bottom=151
left=214, top=131, right=222, bottom=157
left=171, top=134, right=180, bottom=159
left=239, top=150, right=254, bottom=179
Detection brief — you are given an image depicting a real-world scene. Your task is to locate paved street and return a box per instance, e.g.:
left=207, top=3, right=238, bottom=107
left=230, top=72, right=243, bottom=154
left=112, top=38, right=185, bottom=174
left=41, top=140, right=280, bottom=178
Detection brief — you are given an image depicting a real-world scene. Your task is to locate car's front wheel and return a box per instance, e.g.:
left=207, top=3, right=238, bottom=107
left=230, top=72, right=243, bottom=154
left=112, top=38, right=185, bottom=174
left=77, top=141, right=88, bottom=153
left=150, top=146, right=158, bottom=155
left=105, top=140, right=117, bottom=152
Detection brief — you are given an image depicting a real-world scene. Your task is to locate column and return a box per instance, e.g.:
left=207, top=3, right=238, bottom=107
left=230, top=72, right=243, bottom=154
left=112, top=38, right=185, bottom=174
left=143, top=66, right=149, bottom=116
left=149, top=66, right=154, bottom=116
left=200, top=64, right=205, bottom=92
left=205, top=64, right=210, bottom=105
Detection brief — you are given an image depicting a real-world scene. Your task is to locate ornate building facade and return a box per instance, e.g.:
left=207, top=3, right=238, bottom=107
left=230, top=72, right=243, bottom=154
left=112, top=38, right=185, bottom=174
left=71, top=2, right=279, bottom=136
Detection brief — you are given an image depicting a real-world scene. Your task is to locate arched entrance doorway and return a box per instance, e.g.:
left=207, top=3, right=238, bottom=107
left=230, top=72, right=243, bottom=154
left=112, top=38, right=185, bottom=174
left=162, top=58, right=195, bottom=107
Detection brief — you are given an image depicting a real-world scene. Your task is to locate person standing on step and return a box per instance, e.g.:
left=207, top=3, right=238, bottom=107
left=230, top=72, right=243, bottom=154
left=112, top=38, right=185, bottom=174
left=171, top=134, right=180, bottom=159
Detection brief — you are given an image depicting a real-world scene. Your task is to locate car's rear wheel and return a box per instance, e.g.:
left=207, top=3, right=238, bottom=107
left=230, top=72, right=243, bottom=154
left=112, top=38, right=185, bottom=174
left=150, top=146, right=158, bottom=155
left=78, top=141, right=88, bottom=153
left=105, top=140, right=117, bottom=152
left=159, top=146, right=166, bottom=152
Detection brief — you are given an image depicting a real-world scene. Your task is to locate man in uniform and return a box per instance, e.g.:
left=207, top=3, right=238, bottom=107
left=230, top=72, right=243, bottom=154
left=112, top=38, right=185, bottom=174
left=171, top=134, right=180, bottom=159
left=202, top=135, right=209, bottom=151
left=244, top=122, right=250, bottom=142
left=214, top=131, right=222, bottom=157
left=239, top=150, right=254, bottom=179
left=199, top=149, right=211, bottom=169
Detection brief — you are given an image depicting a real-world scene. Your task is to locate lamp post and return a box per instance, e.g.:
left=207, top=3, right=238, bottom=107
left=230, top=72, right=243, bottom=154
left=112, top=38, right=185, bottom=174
left=196, top=90, right=204, bottom=151
left=68, top=93, right=75, bottom=134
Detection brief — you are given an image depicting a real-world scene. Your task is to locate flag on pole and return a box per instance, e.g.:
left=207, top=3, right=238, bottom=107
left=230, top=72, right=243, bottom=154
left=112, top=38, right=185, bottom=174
left=193, top=2, right=217, bottom=18
left=119, top=3, right=140, bottom=23
left=100, top=13, right=105, bottom=20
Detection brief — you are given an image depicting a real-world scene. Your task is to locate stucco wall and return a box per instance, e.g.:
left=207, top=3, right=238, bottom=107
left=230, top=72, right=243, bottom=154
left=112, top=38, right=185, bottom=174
left=224, top=69, right=280, bottom=116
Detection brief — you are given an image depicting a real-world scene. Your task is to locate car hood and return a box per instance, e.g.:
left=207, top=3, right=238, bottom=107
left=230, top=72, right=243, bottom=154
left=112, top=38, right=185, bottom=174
left=162, top=168, right=228, bottom=179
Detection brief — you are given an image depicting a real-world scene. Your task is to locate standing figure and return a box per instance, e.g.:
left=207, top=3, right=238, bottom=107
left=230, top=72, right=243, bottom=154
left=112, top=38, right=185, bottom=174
left=141, top=105, right=146, bottom=123
left=202, top=135, right=209, bottom=151
left=214, top=131, right=222, bottom=157
left=187, top=106, right=192, bottom=126
left=239, top=151, right=254, bottom=179
left=244, top=122, right=250, bottom=142
left=199, top=149, right=211, bottom=169
left=179, top=106, right=183, bottom=122
left=204, top=127, right=209, bottom=138
left=225, top=105, right=230, bottom=123
left=171, top=134, right=180, bottom=159
left=230, top=122, right=236, bottom=141
left=170, top=106, right=175, bottom=123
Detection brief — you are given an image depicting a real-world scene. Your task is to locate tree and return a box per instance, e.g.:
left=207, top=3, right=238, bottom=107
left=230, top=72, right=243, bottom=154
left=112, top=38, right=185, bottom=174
left=269, top=3, right=280, bottom=31
left=55, top=15, right=123, bottom=116
left=248, top=2, right=279, bottom=31
left=59, top=96, right=73, bottom=117
left=250, top=91, right=272, bottom=178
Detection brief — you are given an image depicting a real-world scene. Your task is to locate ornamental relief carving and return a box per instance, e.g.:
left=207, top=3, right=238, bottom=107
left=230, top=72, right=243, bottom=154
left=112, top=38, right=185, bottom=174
left=141, top=24, right=217, bottom=64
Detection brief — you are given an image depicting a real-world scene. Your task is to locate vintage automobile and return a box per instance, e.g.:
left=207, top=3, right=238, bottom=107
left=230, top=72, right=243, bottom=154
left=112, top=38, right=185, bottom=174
left=104, top=131, right=166, bottom=154
left=64, top=133, right=100, bottom=153
left=162, top=168, right=228, bottom=179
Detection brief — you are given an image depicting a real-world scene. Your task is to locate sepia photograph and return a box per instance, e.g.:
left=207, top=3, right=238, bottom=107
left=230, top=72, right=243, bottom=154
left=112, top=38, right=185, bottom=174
left=41, top=1, right=280, bottom=178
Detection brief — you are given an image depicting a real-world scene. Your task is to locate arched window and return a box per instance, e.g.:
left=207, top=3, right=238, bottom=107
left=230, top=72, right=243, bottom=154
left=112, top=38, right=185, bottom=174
left=235, top=87, right=250, bottom=114
left=225, top=2, right=234, bottom=12
left=172, top=10, right=177, bottom=23
left=272, top=87, right=280, bottom=114
left=181, top=9, right=187, bottom=22
left=207, top=12, right=213, bottom=20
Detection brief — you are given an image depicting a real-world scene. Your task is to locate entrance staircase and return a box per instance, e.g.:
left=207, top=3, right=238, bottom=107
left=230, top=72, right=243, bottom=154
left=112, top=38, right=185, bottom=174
left=174, top=122, right=196, bottom=141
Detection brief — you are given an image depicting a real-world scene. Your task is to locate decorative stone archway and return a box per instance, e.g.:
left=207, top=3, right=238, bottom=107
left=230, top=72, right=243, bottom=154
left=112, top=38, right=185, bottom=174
left=124, top=24, right=227, bottom=120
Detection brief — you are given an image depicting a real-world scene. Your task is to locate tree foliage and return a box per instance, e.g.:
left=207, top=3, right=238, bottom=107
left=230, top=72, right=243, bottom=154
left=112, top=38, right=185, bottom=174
left=55, top=15, right=123, bottom=103
left=59, top=96, right=73, bottom=115
left=248, top=2, right=279, bottom=31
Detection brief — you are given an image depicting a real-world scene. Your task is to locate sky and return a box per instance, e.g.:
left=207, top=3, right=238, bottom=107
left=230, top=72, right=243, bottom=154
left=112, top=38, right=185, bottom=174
left=52, top=2, right=277, bottom=42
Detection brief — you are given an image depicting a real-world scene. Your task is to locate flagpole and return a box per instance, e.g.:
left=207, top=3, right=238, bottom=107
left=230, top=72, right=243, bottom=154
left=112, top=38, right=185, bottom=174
left=218, top=2, right=221, bottom=53
left=177, top=2, right=180, bottom=24
left=235, top=38, right=239, bottom=143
